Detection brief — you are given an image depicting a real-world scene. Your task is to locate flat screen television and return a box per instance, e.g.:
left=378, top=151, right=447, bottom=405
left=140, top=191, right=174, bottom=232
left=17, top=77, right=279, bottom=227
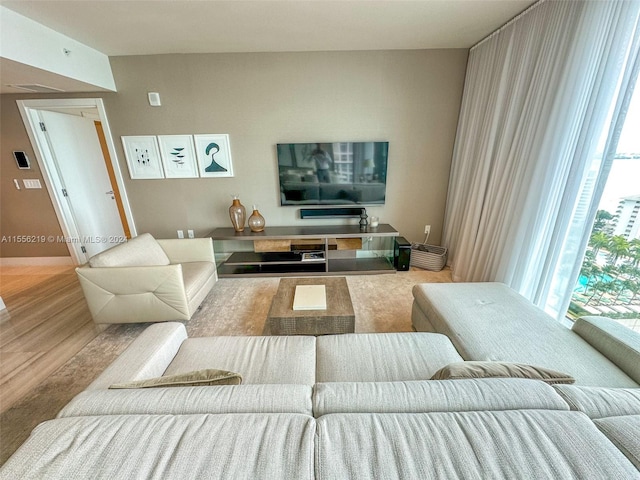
left=277, top=142, right=389, bottom=206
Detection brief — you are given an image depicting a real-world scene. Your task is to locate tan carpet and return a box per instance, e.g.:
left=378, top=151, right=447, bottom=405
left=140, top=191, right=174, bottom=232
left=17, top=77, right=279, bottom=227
left=0, top=268, right=451, bottom=464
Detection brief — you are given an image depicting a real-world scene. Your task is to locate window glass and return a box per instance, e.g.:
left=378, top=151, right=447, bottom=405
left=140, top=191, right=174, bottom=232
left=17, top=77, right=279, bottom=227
left=570, top=85, right=640, bottom=333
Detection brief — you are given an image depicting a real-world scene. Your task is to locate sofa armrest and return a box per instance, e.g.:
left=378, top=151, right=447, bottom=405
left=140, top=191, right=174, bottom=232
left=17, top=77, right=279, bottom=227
left=157, top=238, right=215, bottom=264
left=85, top=322, right=188, bottom=390
left=572, top=316, right=640, bottom=384
left=76, top=264, right=190, bottom=323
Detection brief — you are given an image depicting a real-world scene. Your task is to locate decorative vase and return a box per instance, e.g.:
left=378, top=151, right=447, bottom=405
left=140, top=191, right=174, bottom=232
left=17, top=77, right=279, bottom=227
left=359, top=209, right=368, bottom=230
left=229, top=195, right=246, bottom=232
left=248, top=205, right=266, bottom=232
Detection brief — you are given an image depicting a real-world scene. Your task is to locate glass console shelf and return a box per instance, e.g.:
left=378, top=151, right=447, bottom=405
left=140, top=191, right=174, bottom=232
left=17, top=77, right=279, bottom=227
left=208, top=224, right=399, bottom=277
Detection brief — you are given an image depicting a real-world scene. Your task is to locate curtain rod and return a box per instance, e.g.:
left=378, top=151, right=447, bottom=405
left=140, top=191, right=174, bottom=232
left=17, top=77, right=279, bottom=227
left=471, top=0, right=545, bottom=51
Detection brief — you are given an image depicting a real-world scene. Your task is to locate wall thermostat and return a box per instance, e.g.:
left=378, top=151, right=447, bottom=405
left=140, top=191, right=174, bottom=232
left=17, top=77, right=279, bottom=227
left=13, top=151, right=30, bottom=169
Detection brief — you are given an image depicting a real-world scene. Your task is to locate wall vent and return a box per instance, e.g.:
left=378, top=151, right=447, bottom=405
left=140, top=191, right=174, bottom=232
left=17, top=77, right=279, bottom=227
left=7, top=84, right=65, bottom=93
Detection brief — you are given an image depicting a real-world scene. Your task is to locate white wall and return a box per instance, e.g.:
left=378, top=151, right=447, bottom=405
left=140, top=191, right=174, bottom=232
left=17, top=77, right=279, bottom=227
left=0, top=6, right=116, bottom=91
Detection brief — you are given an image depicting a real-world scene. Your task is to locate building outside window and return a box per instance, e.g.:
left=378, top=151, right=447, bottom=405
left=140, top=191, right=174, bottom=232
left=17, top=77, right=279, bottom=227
left=612, top=195, right=640, bottom=239
left=570, top=88, right=640, bottom=333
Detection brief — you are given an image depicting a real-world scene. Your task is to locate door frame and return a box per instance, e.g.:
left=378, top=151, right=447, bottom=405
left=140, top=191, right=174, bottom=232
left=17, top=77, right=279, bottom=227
left=17, top=98, right=137, bottom=264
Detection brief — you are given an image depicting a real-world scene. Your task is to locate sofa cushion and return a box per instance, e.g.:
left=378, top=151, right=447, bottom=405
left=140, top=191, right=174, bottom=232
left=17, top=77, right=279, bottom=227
left=181, top=261, right=217, bottom=300
left=163, top=335, right=317, bottom=386
left=89, top=233, right=170, bottom=267
left=59, top=385, right=313, bottom=417
left=572, top=316, right=640, bottom=384
left=313, top=378, right=569, bottom=416
left=552, top=385, right=640, bottom=419
left=1, top=414, right=316, bottom=480
left=315, top=411, right=639, bottom=479
left=593, top=415, right=640, bottom=470
left=109, top=369, right=242, bottom=389
left=431, top=361, right=575, bottom=384
left=316, top=333, right=463, bottom=382
left=411, top=282, right=639, bottom=387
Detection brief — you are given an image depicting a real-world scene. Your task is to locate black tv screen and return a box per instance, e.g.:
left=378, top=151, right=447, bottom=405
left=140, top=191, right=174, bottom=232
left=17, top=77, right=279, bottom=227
left=277, top=142, right=389, bottom=206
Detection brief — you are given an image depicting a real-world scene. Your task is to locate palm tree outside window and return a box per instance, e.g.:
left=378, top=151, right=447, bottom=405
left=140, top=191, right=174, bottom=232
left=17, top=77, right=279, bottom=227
left=571, top=85, right=640, bottom=332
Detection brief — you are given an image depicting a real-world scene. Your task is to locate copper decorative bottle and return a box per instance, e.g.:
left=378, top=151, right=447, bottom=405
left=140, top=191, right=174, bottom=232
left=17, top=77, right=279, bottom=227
left=248, top=205, right=266, bottom=232
left=229, top=195, right=246, bottom=232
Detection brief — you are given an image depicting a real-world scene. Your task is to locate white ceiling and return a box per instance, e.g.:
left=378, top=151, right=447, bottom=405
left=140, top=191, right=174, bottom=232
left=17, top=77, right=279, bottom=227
left=0, top=0, right=535, bottom=92
left=2, top=0, right=536, bottom=54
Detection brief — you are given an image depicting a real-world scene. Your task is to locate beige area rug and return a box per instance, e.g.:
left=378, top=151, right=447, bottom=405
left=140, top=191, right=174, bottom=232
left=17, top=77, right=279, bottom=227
left=0, top=268, right=451, bottom=464
left=189, top=268, right=452, bottom=336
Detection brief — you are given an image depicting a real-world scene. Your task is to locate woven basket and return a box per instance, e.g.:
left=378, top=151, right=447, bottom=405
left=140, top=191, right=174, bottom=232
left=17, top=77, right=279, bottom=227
left=410, top=243, right=447, bottom=271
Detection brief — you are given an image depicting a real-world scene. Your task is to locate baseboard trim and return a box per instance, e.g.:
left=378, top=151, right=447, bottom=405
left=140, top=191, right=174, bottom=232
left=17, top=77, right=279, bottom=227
left=0, top=256, right=74, bottom=266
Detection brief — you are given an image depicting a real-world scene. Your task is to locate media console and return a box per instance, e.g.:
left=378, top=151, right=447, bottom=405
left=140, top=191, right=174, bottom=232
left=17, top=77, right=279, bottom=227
left=209, top=224, right=399, bottom=277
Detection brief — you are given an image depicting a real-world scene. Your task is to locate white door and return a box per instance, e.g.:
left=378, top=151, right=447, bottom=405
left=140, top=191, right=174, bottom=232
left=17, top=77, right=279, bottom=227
left=38, top=110, right=126, bottom=258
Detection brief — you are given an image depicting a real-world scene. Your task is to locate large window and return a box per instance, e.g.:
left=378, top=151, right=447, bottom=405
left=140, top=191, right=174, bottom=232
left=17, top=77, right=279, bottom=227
left=570, top=85, right=640, bottom=332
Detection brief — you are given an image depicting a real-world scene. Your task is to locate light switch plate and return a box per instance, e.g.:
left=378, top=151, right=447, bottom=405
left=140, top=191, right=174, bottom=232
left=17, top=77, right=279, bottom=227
left=23, top=179, right=42, bottom=189
left=148, top=92, right=161, bottom=106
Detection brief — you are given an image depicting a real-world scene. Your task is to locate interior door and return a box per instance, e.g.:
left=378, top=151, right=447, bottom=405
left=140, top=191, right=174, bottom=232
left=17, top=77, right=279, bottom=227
left=38, top=110, right=126, bottom=258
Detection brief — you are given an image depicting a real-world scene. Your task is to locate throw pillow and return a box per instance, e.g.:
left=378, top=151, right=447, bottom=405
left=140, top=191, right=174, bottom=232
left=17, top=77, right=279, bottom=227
left=109, top=369, right=242, bottom=389
left=431, top=361, right=575, bottom=385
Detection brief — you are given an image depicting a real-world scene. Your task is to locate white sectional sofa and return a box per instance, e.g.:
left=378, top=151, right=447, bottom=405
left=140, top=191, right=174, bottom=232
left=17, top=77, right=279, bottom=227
left=2, top=321, right=639, bottom=479
left=412, top=282, right=640, bottom=387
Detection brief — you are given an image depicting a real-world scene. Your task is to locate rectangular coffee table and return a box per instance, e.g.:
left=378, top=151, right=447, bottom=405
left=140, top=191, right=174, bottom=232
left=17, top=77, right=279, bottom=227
left=266, top=277, right=355, bottom=335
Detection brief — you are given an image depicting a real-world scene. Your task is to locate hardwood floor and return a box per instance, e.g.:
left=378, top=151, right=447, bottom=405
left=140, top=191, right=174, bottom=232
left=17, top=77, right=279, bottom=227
left=0, top=266, right=105, bottom=414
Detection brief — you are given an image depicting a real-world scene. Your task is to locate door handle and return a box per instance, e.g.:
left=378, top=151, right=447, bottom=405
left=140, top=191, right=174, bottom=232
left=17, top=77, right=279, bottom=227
left=105, top=190, right=114, bottom=195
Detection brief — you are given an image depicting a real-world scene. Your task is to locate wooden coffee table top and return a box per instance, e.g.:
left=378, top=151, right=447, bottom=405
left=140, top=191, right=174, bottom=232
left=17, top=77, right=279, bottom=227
left=267, top=277, right=355, bottom=335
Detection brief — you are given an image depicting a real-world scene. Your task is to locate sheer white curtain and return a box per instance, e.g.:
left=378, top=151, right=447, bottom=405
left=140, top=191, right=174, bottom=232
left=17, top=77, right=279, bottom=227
left=442, top=0, right=640, bottom=319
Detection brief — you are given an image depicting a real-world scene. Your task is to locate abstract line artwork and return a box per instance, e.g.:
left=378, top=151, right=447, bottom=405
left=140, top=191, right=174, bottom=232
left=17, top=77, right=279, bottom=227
left=122, top=136, right=164, bottom=179
left=194, top=134, right=234, bottom=178
left=158, top=135, right=199, bottom=178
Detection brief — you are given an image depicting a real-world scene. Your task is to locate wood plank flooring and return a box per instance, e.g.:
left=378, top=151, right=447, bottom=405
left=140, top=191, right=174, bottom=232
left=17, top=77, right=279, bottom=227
left=0, top=266, right=105, bottom=414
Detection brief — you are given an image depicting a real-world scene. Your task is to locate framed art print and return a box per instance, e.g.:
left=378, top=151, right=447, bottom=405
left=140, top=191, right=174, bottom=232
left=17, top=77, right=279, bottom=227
left=194, top=134, right=234, bottom=178
left=158, top=135, right=199, bottom=178
left=122, top=136, right=164, bottom=179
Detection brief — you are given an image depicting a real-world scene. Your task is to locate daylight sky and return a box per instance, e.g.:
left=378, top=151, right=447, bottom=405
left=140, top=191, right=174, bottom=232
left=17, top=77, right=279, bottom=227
left=599, top=84, right=640, bottom=213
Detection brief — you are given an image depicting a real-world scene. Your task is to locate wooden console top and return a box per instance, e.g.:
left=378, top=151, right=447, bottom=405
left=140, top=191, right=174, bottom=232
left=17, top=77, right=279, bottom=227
left=209, top=224, right=398, bottom=240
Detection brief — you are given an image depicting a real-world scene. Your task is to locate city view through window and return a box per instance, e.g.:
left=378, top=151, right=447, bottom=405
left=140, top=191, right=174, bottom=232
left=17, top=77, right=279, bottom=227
left=569, top=84, right=640, bottom=333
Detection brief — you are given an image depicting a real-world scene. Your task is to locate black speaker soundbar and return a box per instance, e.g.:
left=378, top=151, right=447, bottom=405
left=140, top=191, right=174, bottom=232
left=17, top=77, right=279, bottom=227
left=300, top=207, right=365, bottom=219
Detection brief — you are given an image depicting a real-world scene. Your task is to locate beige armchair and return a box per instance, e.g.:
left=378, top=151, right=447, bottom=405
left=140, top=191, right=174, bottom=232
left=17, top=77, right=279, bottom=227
left=76, top=233, right=217, bottom=324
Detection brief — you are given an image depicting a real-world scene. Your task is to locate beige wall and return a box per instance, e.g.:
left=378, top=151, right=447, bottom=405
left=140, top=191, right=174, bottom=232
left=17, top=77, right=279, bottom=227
left=0, top=49, right=467, bottom=259
left=0, top=94, right=68, bottom=257
left=106, top=49, right=467, bottom=243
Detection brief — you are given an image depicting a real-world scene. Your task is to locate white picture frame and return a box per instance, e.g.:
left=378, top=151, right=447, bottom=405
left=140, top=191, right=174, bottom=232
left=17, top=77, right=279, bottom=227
left=122, top=136, right=164, bottom=179
left=194, top=134, right=234, bottom=178
left=158, top=135, right=199, bottom=178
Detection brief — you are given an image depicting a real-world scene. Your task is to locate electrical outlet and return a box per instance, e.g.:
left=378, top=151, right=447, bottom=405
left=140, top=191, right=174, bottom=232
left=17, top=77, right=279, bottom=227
left=188, top=230, right=195, bottom=239
left=177, top=230, right=184, bottom=239
left=424, top=225, right=431, bottom=236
